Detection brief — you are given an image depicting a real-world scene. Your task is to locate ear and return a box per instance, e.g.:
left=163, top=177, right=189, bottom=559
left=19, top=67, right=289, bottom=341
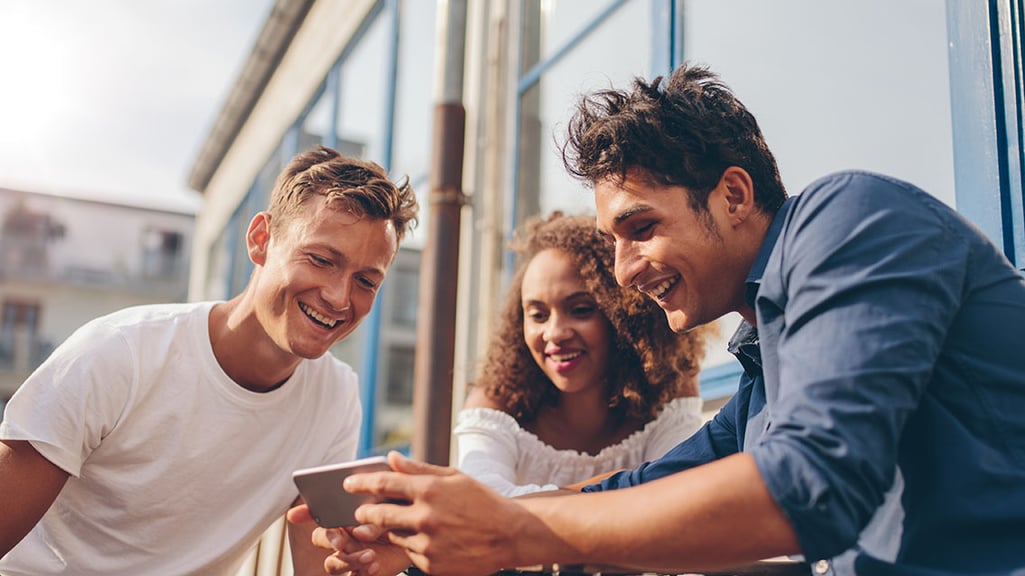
left=717, top=166, right=756, bottom=226
left=247, top=212, right=272, bottom=266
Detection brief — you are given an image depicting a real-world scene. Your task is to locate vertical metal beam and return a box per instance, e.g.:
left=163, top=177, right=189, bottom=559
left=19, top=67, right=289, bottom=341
left=412, top=0, right=468, bottom=465
left=358, top=0, right=402, bottom=457
left=947, top=0, right=1025, bottom=267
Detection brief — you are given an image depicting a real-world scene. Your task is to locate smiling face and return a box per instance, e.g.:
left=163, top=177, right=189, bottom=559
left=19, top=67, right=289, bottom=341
left=594, top=169, right=758, bottom=332
left=521, top=248, right=613, bottom=396
left=248, top=199, right=398, bottom=361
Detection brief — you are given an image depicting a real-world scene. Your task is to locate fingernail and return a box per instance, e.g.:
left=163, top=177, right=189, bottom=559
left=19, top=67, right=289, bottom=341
left=358, top=550, right=374, bottom=562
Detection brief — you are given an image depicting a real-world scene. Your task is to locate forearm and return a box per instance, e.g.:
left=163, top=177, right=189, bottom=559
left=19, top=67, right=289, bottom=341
left=516, top=453, right=799, bottom=572
left=288, top=499, right=329, bottom=576
left=0, top=440, right=69, bottom=556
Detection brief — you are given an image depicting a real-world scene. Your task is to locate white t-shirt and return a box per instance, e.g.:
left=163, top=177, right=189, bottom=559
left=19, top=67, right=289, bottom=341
left=453, top=396, right=704, bottom=497
left=0, top=302, right=361, bottom=576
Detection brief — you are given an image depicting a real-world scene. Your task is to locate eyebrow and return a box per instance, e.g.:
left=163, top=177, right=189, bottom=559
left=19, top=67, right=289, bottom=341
left=613, top=204, right=654, bottom=227
left=522, top=291, right=594, bottom=306
left=597, top=204, right=653, bottom=239
left=315, top=244, right=388, bottom=277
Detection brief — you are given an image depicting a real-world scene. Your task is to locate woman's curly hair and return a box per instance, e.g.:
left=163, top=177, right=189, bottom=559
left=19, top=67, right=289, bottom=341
left=472, top=212, right=710, bottom=423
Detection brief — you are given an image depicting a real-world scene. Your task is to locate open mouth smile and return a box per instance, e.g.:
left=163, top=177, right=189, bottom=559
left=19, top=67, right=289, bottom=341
left=641, top=275, right=679, bottom=302
left=547, top=351, right=582, bottom=362
left=299, top=302, right=340, bottom=329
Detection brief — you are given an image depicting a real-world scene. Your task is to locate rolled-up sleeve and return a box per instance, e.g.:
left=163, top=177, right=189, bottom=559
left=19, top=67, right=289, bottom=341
left=749, top=173, right=966, bottom=560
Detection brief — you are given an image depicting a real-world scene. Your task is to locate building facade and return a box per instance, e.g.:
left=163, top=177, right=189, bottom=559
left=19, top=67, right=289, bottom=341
left=0, top=187, right=194, bottom=403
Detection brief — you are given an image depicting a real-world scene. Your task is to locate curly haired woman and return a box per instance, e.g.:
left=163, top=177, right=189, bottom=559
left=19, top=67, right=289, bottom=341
left=454, top=212, right=711, bottom=496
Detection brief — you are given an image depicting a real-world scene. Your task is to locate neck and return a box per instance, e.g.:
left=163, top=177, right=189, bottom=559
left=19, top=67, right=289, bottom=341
left=532, top=385, right=625, bottom=455
left=733, top=210, right=775, bottom=327
left=209, top=299, right=301, bottom=393
left=554, top=390, right=615, bottom=436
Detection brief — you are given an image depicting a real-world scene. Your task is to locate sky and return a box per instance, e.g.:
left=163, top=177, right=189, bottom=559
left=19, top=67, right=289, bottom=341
left=0, top=0, right=274, bottom=213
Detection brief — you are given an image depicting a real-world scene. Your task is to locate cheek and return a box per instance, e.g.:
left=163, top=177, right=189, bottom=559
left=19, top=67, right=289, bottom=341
left=522, top=324, right=544, bottom=352
left=350, top=290, right=378, bottom=314
left=586, top=321, right=613, bottom=359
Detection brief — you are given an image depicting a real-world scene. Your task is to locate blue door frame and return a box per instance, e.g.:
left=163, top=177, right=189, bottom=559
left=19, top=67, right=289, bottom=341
left=947, top=0, right=1025, bottom=270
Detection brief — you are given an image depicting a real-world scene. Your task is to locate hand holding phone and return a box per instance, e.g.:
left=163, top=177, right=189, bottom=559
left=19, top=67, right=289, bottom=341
left=292, top=455, right=391, bottom=527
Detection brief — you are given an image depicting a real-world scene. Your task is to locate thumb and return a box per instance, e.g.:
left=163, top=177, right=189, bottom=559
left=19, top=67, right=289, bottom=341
left=387, top=450, right=455, bottom=476
left=286, top=503, right=314, bottom=524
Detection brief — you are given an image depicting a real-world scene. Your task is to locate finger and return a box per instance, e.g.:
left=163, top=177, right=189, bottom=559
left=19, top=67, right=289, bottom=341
left=382, top=527, right=424, bottom=554
left=387, top=451, right=455, bottom=477
left=312, top=527, right=348, bottom=551
left=350, top=522, right=386, bottom=542
left=343, top=470, right=419, bottom=501
left=324, top=548, right=379, bottom=575
left=286, top=503, right=314, bottom=524
left=353, top=498, right=427, bottom=533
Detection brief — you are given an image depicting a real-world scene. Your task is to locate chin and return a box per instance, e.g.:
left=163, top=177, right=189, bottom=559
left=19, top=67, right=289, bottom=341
left=664, top=310, right=691, bottom=333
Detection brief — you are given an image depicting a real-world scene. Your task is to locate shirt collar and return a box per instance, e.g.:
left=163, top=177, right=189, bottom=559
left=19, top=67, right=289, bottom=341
left=744, top=196, right=795, bottom=308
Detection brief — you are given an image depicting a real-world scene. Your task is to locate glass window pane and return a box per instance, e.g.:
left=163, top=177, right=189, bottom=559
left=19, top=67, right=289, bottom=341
left=391, top=0, right=436, bottom=249
left=534, top=0, right=623, bottom=62
left=392, top=0, right=435, bottom=187
left=524, top=0, right=652, bottom=216
left=683, top=0, right=954, bottom=206
left=300, top=83, right=334, bottom=151
left=336, top=12, right=390, bottom=163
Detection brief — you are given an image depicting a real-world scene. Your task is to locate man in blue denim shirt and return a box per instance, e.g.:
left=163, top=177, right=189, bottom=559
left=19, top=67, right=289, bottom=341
left=584, top=167, right=1025, bottom=574
left=295, top=63, right=1025, bottom=576
left=570, top=67, right=1025, bottom=574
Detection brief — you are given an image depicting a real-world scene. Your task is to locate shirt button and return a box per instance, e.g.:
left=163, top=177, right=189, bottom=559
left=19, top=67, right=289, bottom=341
left=813, top=560, right=830, bottom=574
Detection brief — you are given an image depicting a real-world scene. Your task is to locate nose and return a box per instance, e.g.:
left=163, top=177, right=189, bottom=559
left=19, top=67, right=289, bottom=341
left=613, top=239, right=643, bottom=288
left=323, top=276, right=353, bottom=313
left=543, top=311, right=573, bottom=343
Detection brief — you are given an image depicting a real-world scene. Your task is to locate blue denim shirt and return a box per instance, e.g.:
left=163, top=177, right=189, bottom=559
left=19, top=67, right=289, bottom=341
left=585, top=171, right=1025, bottom=575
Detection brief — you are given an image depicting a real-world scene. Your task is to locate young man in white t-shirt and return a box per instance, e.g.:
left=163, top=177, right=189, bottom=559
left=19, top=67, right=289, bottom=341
left=0, top=145, right=418, bottom=575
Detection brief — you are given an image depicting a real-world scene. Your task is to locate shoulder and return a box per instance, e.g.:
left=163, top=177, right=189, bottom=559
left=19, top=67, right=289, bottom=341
left=463, top=385, right=505, bottom=411
left=454, top=405, right=521, bottom=435
left=299, top=354, right=361, bottom=403
left=649, top=396, right=704, bottom=426
left=97, top=301, right=213, bottom=328
left=793, top=171, right=948, bottom=229
left=777, top=171, right=962, bottom=271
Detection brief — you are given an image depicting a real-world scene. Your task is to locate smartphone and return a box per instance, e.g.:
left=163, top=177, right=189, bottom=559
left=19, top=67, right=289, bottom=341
left=292, top=455, right=391, bottom=527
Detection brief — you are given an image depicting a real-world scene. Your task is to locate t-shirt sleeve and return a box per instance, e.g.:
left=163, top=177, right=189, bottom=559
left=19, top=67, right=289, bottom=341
left=453, top=408, right=558, bottom=497
left=0, top=319, right=135, bottom=477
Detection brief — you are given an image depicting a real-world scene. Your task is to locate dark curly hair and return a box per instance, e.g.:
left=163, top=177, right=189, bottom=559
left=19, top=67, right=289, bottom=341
left=472, top=212, right=710, bottom=423
left=561, top=62, right=786, bottom=214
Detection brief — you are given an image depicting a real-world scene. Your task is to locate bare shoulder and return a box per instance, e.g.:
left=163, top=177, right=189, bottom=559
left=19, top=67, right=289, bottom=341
left=463, top=386, right=504, bottom=410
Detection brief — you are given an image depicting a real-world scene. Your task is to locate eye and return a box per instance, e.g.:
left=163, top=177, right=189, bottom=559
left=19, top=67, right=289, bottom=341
left=356, top=275, right=379, bottom=291
left=629, top=220, right=655, bottom=240
left=571, top=303, right=597, bottom=317
left=524, top=307, right=548, bottom=323
left=308, top=253, right=332, bottom=267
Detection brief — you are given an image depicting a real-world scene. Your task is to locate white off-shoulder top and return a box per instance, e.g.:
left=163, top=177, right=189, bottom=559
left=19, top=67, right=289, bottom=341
left=453, top=396, right=705, bottom=497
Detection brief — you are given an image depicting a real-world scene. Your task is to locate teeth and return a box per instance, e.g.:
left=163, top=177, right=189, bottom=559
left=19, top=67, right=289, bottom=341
left=299, top=303, right=338, bottom=328
left=649, top=277, right=676, bottom=300
left=550, top=352, right=582, bottom=362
